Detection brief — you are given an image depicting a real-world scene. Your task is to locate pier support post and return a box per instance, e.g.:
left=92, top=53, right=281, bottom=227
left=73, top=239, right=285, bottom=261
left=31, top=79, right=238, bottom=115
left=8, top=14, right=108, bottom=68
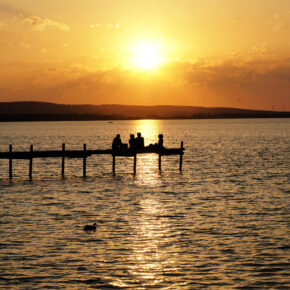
left=62, top=143, right=65, bottom=179
left=158, top=154, right=162, bottom=173
left=29, top=145, right=33, bottom=180
left=83, top=144, right=87, bottom=178
left=179, top=141, right=184, bottom=172
left=112, top=155, right=116, bottom=175
left=9, top=144, right=12, bottom=179
left=133, top=154, right=137, bottom=175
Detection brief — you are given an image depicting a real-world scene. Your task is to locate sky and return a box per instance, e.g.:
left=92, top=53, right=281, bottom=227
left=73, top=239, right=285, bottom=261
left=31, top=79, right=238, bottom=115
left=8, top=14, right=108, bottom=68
left=0, top=0, right=289, bottom=110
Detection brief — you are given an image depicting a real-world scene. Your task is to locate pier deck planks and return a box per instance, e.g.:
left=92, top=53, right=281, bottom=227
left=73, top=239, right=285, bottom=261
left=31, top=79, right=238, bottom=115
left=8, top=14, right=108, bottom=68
left=0, top=148, right=184, bottom=160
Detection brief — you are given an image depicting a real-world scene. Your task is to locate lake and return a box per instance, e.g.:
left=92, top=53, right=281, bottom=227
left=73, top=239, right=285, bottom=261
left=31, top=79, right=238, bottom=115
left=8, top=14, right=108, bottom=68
left=0, top=119, right=289, bottom=289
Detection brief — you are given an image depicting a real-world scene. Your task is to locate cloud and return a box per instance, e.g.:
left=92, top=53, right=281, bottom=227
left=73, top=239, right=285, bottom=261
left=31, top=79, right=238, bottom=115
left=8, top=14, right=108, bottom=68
left=90, top=23, right=102, bottom=28
left=0, top=3, right=28, bottom=16
left=226, top=19, right=237, bottom=26
left=107, top=23, right=120, bottom=28
left=0, top=56, right=289, bottom=109
left=171, top=58, right=290, bottom=90
left=19, top=42, right=31, bottom=49
left=23, top=16, right=70, bottom=31
left=272, top=13, right=288, bottom=32
left=273, top=21, right=284, bottom=32
left=90, top=23, right=120, bottom=29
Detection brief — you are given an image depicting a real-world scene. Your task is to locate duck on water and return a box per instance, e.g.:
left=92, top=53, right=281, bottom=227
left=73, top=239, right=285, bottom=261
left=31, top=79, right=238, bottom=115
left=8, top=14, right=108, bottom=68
left=83, top=223, right=97, bottom=231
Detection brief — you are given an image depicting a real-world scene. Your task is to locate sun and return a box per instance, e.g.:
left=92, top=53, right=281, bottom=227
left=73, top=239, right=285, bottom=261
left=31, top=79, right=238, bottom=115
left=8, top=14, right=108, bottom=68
left=132, top=41, right=162, bottom=70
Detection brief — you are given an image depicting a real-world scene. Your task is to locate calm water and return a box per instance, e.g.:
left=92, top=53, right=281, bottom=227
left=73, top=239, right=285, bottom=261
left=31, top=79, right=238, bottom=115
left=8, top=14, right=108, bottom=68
left=0, top=119, right=289, bottom=289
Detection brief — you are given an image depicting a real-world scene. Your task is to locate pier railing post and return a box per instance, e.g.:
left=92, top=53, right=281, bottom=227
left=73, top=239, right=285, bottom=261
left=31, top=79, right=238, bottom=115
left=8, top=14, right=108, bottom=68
left=133, top=154, right=137, bottom=175
left=179, top=141, right=184, bottom=172
left=9, top=144, right=12, bottom=179
left=29, top=145, right=33, bottom=180
left=112, top=154, right=116, bottom=175
left=62, top=143, right=65, bottom=178
left=83, top=144, right=87, bottom=177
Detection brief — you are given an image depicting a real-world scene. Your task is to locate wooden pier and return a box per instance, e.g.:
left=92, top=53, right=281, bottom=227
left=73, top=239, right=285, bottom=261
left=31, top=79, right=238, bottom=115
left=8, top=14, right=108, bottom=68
left=0, top=142, right=184, bottom=179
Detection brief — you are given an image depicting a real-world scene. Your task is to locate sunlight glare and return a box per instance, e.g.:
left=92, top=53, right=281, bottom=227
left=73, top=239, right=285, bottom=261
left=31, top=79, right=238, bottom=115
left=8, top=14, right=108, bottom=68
left=132, top=41, right=162, bottom=70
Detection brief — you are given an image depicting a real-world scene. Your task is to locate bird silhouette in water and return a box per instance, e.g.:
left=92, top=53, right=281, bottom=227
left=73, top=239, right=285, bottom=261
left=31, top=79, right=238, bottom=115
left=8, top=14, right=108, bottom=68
left=83, top=223, right=97, bottom=231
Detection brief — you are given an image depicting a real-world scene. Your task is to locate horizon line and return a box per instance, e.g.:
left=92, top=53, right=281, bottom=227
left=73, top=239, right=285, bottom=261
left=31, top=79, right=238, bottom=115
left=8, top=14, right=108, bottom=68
left=1, top=100, right=288, bottom=113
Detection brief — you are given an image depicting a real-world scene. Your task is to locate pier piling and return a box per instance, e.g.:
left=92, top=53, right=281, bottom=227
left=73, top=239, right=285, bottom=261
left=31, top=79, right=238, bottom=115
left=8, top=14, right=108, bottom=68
left=83, top=144, right=87, bottom=177
left=158, top=154, right=162, bottom=172
left=9, top=144, right=12, bottom=179
left=179, top=141, right=184, bottom=172
left=133, top=154, right=137, bottom=175
left=112, top=155, right=116, bottom=175
left=29, top=145, right=33, bottom=180
left=62, top=143, right=65, bottom=178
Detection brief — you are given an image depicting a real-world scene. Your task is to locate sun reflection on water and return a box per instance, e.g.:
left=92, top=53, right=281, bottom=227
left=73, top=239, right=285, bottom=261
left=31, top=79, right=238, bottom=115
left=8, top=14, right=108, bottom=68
left=132, top=119, right=161, bottom=146
left=119, top=121, right=171, bottom=287
left=132, top=120, right=163, bottom=186
left=128, top=197, right=180, bottom=287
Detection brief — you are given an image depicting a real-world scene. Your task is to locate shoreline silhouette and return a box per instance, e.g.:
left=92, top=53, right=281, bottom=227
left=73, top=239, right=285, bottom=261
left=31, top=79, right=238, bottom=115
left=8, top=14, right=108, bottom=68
left=0, top=102, right=289, bottom=122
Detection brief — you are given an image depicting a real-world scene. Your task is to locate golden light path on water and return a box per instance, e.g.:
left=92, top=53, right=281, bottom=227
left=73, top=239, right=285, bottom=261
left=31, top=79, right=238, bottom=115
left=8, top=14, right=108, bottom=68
left=114, top=119, right=178, bottom=287
left=128, top=197, right=176, bottom=287
left=131, top=119, right=162, bottom=186
left=133, top=119, right=160, bottom=145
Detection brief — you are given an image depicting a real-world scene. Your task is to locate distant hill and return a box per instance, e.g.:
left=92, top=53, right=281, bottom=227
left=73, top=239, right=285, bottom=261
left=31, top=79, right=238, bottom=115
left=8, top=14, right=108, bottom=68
left=0, top=101, right=289, bottom=121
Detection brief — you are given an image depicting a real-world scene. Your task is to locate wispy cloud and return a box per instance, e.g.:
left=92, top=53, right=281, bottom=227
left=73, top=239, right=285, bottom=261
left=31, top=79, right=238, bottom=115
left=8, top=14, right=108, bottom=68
left=0, top=54, right=289, bottom=109
left=19, top=42, right=31, bottom=49
left=226, top=19, right=237, bottom=27
left=23, top=16, right=70, bottom=31
left=0, top=3, right=28, bottom=16
left=168, top=57, right=290, bottom=89
left=273, top=21, right=284, bottom=32
left=272, top=13, right=286, bottom=32
left=90, top=23, right=120, bottom=29
left=89, top=23, right=101, bottom=28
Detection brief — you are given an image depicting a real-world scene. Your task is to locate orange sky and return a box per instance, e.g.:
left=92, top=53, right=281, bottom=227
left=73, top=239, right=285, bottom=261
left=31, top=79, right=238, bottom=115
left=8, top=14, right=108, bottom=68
left=0, top=0, right=289, bottom=110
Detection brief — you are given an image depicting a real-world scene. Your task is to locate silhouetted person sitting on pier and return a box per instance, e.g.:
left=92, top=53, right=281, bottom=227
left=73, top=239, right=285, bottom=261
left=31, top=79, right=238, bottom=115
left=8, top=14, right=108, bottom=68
left=147, top=134, right=165, bottom=151
left=129, top=134, right=136, bottom=150
left=157, top=134, right=164, bottom=149
left=112, top=134, right=122, bottom=151
left=135, top=132, right=144, bottom=150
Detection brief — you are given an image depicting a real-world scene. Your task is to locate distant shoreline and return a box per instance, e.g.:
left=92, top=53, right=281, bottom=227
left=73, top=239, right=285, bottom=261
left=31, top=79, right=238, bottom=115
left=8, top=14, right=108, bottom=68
left=0, top=101, right=289, bottom=122
left=0, top=113, right=289, bottom=122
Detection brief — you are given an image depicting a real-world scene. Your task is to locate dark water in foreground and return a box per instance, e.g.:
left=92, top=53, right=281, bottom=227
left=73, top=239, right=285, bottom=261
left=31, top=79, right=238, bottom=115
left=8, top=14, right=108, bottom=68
left=0, top=119, right=289, bottom=289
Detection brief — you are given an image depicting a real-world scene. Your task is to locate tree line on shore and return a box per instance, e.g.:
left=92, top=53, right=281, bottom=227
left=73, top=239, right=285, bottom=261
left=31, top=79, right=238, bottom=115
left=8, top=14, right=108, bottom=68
left=0, top=102, right=289, bottom=122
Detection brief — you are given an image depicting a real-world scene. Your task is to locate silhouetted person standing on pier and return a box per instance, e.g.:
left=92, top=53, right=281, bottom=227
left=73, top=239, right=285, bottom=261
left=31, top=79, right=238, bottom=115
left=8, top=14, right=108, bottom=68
left=112, top=134, right=122, bottom=151
left=135, top=132, right=144, bottom=150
